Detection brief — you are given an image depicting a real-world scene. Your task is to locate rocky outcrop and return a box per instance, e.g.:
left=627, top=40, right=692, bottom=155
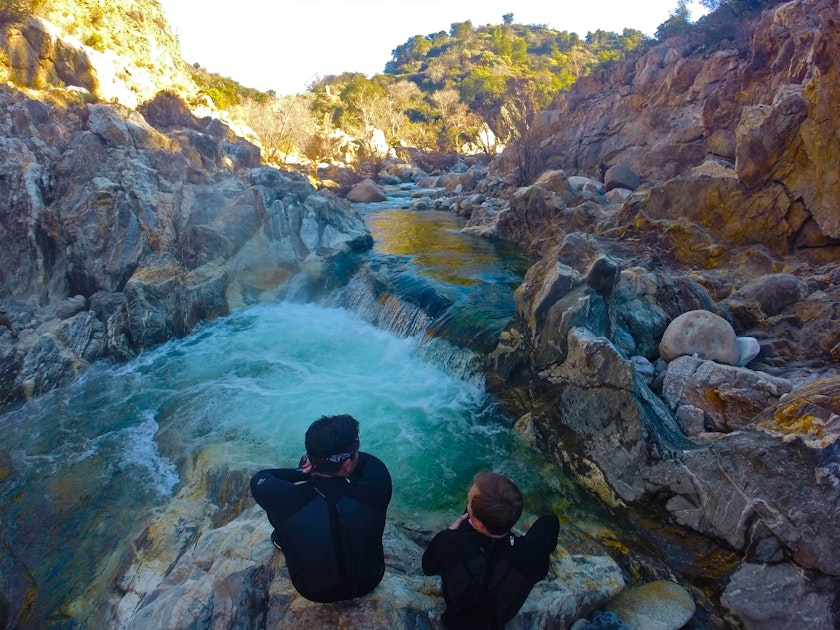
left=108, top=504, right=626, bottom=630
left=490, top=0, right=840, bottom=265
left=448, top=5, right=840, bottom=624
left=1, top=0, right=197, bottom=107
left=0, top=86, right=372, bottom=408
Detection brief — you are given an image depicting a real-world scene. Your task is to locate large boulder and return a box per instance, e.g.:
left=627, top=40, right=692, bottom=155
left=603, top=165, right=640, bottom=192
left=720, top=562, right=838, bottom=630
left=661, top=355, right=792, bottom=434
left=110, top=503, right=626, bottom=630
left=659, top=310, right=740, bottom=365
left=346, top=178, right=387, bottom=202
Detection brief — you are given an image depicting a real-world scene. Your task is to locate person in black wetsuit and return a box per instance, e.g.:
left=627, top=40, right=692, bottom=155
left=422, top=470, right=559, bottom=629
left=250, top=414, right=392, bottom=603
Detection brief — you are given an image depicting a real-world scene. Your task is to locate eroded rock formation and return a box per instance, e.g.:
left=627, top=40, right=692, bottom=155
left=0, top=87, right=371, bottom=406
left=448, top=1, right=840, bottom=626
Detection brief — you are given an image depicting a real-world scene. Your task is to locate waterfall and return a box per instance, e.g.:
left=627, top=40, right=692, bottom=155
left=0, top=189, right=585, bottom=627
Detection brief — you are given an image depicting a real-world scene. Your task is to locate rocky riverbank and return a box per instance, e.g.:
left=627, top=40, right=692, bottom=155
left=0, top=87, right=371, bottom=408
left=1, top=0, right=839, bottom=627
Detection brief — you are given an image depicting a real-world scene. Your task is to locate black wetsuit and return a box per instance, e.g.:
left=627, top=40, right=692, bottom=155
left=422, top=514, right=559, bottom=627
left=250, top=452, right=392, bottom=603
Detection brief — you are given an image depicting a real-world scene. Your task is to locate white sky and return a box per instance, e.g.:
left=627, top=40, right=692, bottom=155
left=158, top=0, right=707, bottom=96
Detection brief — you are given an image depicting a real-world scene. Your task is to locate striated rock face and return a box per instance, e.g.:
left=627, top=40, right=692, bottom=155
left=0, top=86, right=372, bottom=407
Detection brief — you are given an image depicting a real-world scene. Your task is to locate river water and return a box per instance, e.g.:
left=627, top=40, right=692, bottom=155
left=0, top=187, right=607, bottom=627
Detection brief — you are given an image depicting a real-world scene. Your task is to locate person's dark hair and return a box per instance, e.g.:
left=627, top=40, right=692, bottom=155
left=470, top=470, right=523, bottom=535
left=305, top=414, right=360, bottom=474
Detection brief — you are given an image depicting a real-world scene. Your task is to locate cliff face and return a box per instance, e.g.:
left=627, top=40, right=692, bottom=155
left=1, top=0, right=197, bottom=106
left=459, top=1, right=840, bottom=626
left=496, top=0, right=839, bottom=261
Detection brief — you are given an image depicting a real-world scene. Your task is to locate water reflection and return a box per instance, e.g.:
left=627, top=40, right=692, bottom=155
left=367, top=209, right=502, bottom=287
left=358, top=201, right=534, bottom=353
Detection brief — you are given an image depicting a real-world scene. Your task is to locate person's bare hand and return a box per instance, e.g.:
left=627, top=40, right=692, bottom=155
left=448, top=513, right=469, bottom=530
left=297, top=454, right=312, bottom=474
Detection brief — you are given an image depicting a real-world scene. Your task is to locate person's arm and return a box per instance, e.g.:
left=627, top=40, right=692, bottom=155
left=422, top=530, right=447, bottom=575
left=256, top=467, right=309, bottom=483
left=249, top=467, right=307, bottom=510
left=422, top=513, right=468, bottom=575
left=351, top=452, right=392, bottom=505
left=524, top=514, right=560, bottom=555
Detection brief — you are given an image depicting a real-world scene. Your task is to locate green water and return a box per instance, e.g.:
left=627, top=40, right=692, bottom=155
left=0, top=301, right=590, bottom=626
left=0, top=194, right=595, bottom=627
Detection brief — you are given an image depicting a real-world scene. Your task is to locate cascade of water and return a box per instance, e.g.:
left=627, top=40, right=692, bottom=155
left=0, top=188, right=576, bottom=627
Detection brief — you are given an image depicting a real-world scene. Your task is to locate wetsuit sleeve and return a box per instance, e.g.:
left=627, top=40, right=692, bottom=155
left=525, top=514, right=560, bottom=555
left=255, top=467, right=309, bottom=484
left=349, top=452, right=392, bottom=508
left=421, top=530, right=447, bottom=575
left=249, top=468, right=312, bottom=522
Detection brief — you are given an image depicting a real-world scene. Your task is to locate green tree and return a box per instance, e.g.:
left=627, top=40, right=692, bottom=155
left=450, top=20, right=473, bottom=39
left=656, top=0, right=693, bottom=40
left=386, top=35, right=433, bottom=75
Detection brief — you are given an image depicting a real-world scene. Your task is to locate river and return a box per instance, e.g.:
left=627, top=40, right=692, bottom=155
left=0, top=186, right=617, bottom=627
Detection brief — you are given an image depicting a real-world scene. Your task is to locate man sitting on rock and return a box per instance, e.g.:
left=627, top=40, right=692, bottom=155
left=250, top=414, right=392, bottom=603
left=422, top=470, right=559, bottom=629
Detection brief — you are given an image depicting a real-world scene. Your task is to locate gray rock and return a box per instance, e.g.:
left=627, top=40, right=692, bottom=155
left=604, top=165, right=640, bottom=192
left=729, top=273, right=808, bottom=316
left=735, top=336, right=760, bottom=366
left=111, top=504, right=625, bottom=630
left=535, top=169, right=572, bottom=193
left=675, top=404, right=706, bottom=436
left=346, top=178, right=387, bottom=203
left=630, top=356, right=655, bottom=383
left=567, top=175, right=605, bottom=195
left=661, top=355, right=792, bottom=432
left=721, top=562, right=837, bottom=630
left=605, top=580, right=695, bottom=630
left=659, top=310, right=740, bottom=365
left=645, top=427, right=840, bottom=575
left=605, top=187, right=633, bottom=203
left=54, top=295, right=87, bottom=319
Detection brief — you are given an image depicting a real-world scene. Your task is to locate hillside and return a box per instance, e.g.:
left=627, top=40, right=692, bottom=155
left=0, top=0, right=197, bottom=106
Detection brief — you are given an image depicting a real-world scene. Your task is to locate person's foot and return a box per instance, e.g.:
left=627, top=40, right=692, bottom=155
left=271, top=531, right=282, bottom=551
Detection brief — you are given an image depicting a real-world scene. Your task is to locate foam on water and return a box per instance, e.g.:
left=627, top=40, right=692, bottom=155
left=131, top=300, right=529, bottom=515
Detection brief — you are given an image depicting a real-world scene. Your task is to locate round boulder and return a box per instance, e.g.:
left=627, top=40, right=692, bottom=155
left=605, top=580, right=695, bottom=630
left=659, top=309, right=740, bottom=365
left=606, top=580, right=696, bottom=630
left=604, top=165, right=640, bottom=192
left=346, top=178, right=387, bottom=203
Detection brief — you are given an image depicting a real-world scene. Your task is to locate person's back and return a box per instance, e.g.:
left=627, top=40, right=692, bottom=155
left=250, top=414, right=392, bottom=603
left=422, top=470, right=559, bottom=628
